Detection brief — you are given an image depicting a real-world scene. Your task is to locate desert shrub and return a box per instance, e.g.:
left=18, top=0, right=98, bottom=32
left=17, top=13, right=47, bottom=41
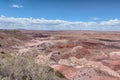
left=0, top=52, right=12, bottom=58
left=55, top=71, right=65, bottom=78
left=0, top=51, right=5, bottom=54
left=0, top=56, right=67, bottom=80
left=0, top=44, right=2, bottom=47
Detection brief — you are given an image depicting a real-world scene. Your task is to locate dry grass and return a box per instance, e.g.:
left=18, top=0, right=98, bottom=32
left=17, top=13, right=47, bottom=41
left=0, top=53, right=67, bottom=80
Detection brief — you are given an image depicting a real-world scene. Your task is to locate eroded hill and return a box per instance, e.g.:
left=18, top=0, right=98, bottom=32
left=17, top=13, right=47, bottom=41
left=0, top=29, right=120, bottom=80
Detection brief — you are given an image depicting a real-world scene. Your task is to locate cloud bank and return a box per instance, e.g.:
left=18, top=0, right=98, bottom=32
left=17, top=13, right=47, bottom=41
left=0, top=16, right=120, bottom=31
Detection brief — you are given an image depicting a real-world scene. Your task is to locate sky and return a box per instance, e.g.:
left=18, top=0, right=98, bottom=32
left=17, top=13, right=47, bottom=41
left=0, top=0, right=120, bottom=31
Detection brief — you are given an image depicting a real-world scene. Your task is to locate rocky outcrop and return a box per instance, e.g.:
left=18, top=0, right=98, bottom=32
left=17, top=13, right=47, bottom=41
left=102, top=60, right=120, bottom=71
left=100, top=51, right=120, bottom=71
left=48, top=51, right=61, bottom=62
left=109, top=52, right=120, bottom=60
left=35, top=55, right=50, bottom=65
left=51, top=65, right=77, bottom=79
left=60, top=46, right=90, bottom=59
left=52, top=63, right=119, bottom=80
left=71, top=67, right=119, bottom=80
left=70, top=46, right=90, bottom=58
left=58, top=57, right=120, bottom=79
left=81, top=41, right=105, bottom=49
left=87, top=50, right=108, bottom=61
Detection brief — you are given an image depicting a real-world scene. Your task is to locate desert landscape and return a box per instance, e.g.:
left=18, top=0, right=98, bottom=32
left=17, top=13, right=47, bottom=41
left=0, top=29, right=120, bottom=80
left=0, top=0, right=120, bottom=80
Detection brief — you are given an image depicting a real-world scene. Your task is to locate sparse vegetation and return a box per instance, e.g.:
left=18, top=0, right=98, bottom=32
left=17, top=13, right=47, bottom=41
left=0, top=52, right=12, bottom=58
left=55, top=71, right=65, bottom=78
left=0, top=44, right=2, bottom=47
left=0, top=54, right=67, bottom=80
left=0, top=51, right=5, bottom=54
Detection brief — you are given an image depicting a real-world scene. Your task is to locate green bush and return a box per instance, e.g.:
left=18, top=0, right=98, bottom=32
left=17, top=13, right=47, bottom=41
left=55, top=71, right=65, bottom=78
left=0, top=56, right=67, bottom=80
left=0, top=51, right=5, bottom=54
left=0, top=44, right=2, bottom=47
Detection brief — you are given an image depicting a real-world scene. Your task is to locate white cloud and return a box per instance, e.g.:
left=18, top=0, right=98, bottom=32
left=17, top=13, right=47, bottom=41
left=100, top=19, right=120, bottom=26
left=0, top=16, right=120, bottom=31
left=11, top=4, right=23, bottom=8
left=0, top=15, right=5, bottom=18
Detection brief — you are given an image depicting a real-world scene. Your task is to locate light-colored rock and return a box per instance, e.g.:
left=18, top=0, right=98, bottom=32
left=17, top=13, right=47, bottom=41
left=71, top=46, right=83, bottom=53
left=88, top=50, right=108, bottom=60
left=109, top=52, right=120, bottom=60
left=69, top=46, right=90, bottom=59
left=59, top=57, right=85, bottom=67
left=59, top=57, right=120, bottom=79
left=35, top=55, right=50, bottom=65
left=48, top=51, right=61, bottom=62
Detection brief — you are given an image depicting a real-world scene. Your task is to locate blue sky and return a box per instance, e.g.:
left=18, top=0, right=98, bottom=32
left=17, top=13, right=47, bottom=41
left=0, top=0, right=120, bottom=30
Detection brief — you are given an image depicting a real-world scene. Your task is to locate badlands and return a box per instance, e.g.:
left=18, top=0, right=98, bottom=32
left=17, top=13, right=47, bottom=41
left=0, top=29, right=120, bottom=80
